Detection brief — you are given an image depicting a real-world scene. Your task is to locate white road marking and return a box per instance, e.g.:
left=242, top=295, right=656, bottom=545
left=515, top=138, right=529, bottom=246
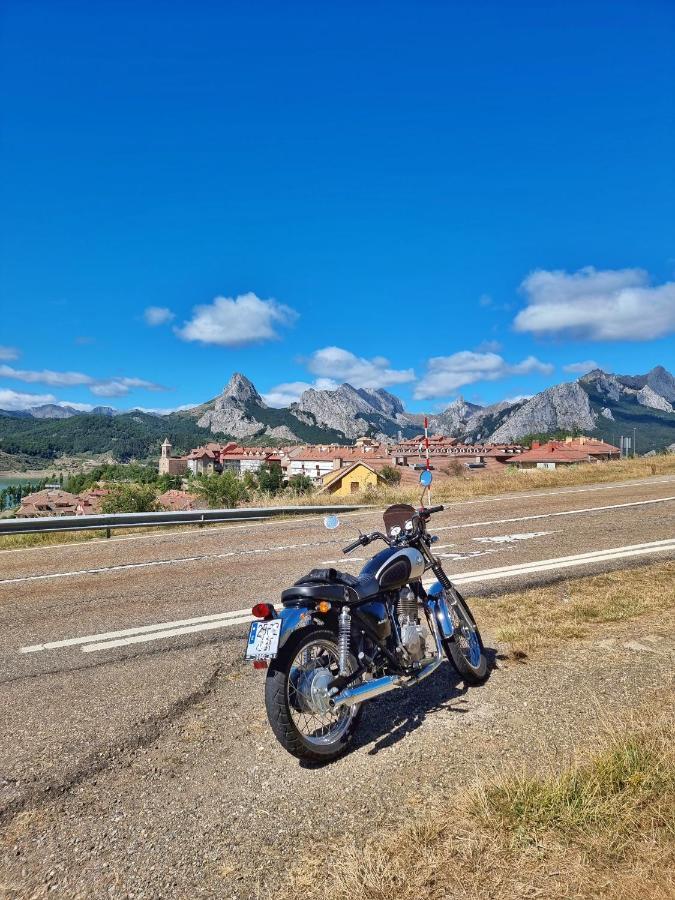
left=2, top=476, right=673, bottom=557
left=440, top=548, right=501, bottom=561
left=473, top=531, right=554, bottom=544
left=19, top=537, right=675, bottom=656
left=81, top=615, right=255, bottom=653
left=432, top=496, right=675, bottom=534
left=2, top=495, right=673, bottom=587
left=19, top=607, right=253, bottom=654
left=451, top=538, right=675, bottom=585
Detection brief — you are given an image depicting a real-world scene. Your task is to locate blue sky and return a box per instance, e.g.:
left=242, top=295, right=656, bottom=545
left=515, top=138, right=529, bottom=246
left=1, top=0, right=674, bottom=414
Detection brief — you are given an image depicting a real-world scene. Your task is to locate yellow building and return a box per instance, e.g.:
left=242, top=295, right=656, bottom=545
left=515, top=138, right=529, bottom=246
left=319, top=461, right=385, bottom=496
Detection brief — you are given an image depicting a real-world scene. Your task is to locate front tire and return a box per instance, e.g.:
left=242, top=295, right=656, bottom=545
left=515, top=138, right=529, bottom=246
left=265, top=626, right=362, bottom=763
left=442, top=593, right=488, bottom=685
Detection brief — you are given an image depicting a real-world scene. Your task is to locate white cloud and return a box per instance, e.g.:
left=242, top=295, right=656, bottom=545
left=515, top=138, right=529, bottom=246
left=515, top=267, right=675, bottom=340
left=415, top=351, right=553, bottom=399
left=144, top=306, right=175, bottom=326
left=563, top=360, right=600, bottom=374
left=0, top=389, right=58, bottom=410
left=262, top=378, right=338, bottom=407
left=476, top=339, right=502, bottom=353
left=0, top=364, right=93, bottom=387
left=0, top=346, right=19, bottom=361
left=0, top=365, right=167, bottom=397
left=175, top=293, right=298, bottom=346
left=306, top=347, right=415, bottom=389
left=89, top=377, right=167, bottom=397
left=132, top=403, right=200, bottom=415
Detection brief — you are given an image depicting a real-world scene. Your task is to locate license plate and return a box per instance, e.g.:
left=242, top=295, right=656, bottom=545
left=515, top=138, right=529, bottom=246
left=245, top=619, right=282, bottom=660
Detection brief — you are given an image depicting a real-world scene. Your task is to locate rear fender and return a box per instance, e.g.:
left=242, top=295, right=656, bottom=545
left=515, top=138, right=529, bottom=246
left=274, top=605, right=341, bottom=652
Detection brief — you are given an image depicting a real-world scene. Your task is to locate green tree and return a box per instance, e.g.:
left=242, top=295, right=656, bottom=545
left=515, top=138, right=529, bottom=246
left=379, top=465, right=402, bottom=486
left=194, top=471, right=249, bottom=509
left=257, top=462, right=284, bottom=495
left=100, top=483, right=159, bottom=513
left=286, top=474, right=313, bottom=495
left=156, top=473, right=183, bottom=492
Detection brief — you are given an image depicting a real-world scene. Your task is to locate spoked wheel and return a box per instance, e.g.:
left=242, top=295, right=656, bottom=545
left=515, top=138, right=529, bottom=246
left=442, top=591, right=488, bottom=685
left=265, top=627, right=363, bottom=763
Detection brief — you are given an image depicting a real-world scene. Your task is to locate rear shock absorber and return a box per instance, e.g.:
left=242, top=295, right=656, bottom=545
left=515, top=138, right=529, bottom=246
left=338, top=606, right=351, bottom=675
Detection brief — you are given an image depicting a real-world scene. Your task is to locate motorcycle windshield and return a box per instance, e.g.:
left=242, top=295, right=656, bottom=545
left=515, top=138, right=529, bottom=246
left=383, top=503, right=417, bottom=534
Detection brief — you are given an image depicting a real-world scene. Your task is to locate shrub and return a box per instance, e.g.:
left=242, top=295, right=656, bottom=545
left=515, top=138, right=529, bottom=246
left=100, top=483, right=159, bottom=513
left=193, top=471, right=249, bottom=508
left=379, top=465, right=402, bottom=486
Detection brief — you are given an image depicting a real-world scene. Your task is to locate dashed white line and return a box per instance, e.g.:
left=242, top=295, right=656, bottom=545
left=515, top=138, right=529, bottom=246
left=2, top=476, right=673, bottom=557
left=2, top=494, right=672, bottom=586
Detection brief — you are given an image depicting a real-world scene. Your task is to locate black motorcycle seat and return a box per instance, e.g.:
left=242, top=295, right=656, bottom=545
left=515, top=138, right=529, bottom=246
left=281, top=567, right=380, bottom=605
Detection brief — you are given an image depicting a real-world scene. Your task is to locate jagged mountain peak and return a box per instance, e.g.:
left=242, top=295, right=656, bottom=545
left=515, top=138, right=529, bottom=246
left=221, top=372, right=264, bottom=406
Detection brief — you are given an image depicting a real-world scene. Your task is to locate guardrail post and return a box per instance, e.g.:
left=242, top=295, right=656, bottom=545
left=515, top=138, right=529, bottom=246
left=106, top=527, right=111, bottom=539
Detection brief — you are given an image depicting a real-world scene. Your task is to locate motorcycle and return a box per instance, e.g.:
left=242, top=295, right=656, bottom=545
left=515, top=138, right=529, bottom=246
left=245, top=473, right=488, bottom=762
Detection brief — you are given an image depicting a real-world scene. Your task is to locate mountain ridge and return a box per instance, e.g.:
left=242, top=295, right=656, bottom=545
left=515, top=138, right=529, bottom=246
left=1, top=365, right=673, bottom=457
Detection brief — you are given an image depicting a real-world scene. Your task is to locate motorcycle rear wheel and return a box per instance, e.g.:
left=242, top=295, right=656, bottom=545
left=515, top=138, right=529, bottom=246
left=265, top=626, right=363, bottom=763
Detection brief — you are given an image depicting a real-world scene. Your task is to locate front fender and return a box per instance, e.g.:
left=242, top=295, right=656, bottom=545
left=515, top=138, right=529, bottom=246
left=425, top=581, right=454, bottom=640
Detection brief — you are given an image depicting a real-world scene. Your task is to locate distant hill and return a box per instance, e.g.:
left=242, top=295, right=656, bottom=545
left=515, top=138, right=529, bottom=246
left=0, top=365, right=673, bottom=463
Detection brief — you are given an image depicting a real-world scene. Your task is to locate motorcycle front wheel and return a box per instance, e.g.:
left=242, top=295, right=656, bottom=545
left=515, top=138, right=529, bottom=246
left=265, top=626, right=363, bottom=763
left=442, top=593, right=488, bottom=685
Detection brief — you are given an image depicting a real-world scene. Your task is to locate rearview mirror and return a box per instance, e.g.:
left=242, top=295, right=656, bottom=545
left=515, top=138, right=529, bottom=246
left=419, top=469, right=433, bottom=487
left=323, top=514, right=340, bottom=529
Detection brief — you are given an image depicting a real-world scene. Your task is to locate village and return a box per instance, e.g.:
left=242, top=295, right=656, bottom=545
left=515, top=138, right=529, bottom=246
left=12, top=433, right=620, bottom=518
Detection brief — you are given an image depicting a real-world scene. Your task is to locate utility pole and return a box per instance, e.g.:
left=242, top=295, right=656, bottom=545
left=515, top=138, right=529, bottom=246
left=633, top=427, right=636, bottom=458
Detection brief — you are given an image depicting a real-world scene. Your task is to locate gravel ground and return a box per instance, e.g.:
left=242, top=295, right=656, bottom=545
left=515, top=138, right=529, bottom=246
left=1, top=612, right=673, bottom=900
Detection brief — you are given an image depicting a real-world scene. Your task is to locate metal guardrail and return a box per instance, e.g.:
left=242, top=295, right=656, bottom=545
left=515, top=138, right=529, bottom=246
left=0, top=504, right=369, bottom=537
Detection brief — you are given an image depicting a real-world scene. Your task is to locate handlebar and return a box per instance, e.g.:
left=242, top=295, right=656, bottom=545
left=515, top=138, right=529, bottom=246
left=342, top=535, right=367, bottom=554
left=419, top=504, right=445, bottom=518
left=342, top=530, right=390, bottom=554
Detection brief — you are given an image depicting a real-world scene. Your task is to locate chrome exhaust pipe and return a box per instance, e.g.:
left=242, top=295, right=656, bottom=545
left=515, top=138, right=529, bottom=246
left=330, top=655, right=444, bottom=710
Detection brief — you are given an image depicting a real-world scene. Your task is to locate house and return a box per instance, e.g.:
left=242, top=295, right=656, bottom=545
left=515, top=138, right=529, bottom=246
left=185, top=443, right=222, bottom=476
left=514, top=436, right=620, bottom=470
left=159, top=439, right=188, bottom=476
left=319, top=461, right=386, bottom=496
left=16, top=490, right=81, bottom=518
left=157, top=489, right=204, bottom=511
left=391, top=435, right=524, bottom=471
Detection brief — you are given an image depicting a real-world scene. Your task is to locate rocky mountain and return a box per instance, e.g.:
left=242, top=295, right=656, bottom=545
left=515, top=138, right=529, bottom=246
left=188, top=373, right=347, bottom=443
left=484, top=366, right=675, bottom=450
left=1, top=365, right=673, bottom=457
left=289, top=382, right=418, bottom=440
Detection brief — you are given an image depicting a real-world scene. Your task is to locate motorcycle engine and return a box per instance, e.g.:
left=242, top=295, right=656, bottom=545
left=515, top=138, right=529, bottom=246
left=397, top=587, right=426, bottom=662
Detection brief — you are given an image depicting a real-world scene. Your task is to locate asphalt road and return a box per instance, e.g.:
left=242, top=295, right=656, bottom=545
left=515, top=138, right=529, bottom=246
left=0, top=474, right=674, bottom=898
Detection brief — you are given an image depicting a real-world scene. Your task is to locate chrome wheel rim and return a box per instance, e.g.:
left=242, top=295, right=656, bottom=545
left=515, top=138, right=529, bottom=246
left=287, top=638, right=358, bottom=747
left=452, top=603, right=482, bottom=668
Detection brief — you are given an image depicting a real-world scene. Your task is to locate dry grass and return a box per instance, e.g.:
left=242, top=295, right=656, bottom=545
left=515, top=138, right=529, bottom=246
left=271, top=454, right=675, bottom=508
left=469, top=561, right=675, bottom=659
left=278, top=708, right=675, bottom=900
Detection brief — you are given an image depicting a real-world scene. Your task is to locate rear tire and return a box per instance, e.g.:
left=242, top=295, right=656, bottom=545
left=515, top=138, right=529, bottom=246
left=442, top=593, right=488, bottom=685
left=265, top=626, right=363, bottom=763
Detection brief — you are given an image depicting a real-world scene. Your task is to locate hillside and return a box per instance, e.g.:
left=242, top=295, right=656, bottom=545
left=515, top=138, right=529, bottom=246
left=1, top=365, right=673, bottom=463
left=0, top=411, right=218, bottom=463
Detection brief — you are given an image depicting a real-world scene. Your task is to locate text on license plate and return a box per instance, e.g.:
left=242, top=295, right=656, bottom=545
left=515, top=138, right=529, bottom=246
left=246, top=619, right=282, bottom=660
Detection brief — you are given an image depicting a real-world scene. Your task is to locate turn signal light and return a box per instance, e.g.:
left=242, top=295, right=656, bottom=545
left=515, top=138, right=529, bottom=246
left=252, top=602, right=274, bottom=619
left=316, top=601, right=331, bottom=613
